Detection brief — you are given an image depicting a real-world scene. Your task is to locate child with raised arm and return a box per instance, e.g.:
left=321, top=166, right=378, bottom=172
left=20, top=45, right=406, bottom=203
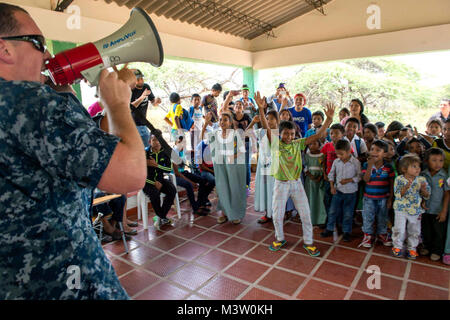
left=255, top=92, right=335, bottom=256
left=392, top=154, right=431, bottom=260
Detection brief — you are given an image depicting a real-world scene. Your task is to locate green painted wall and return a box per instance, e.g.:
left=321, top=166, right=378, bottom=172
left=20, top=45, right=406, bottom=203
left=47, top=40, right=82, bottom=102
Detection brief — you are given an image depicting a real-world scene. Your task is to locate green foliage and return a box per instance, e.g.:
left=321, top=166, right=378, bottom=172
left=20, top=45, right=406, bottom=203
left=260, top=57, right=443, bottom=130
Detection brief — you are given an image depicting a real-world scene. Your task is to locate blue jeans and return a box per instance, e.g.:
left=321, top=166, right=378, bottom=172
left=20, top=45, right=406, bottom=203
left=362, top=196, right=388, bottom=235
left=137, top=125, right=150, bottom=149
left=326, top=191, right=357, bottom=233
left=199, top=171, right=215, bottom=188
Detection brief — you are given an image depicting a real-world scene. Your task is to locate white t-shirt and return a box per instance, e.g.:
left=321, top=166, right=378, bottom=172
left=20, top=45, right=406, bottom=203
left=344, top=135, right=368, bottom=157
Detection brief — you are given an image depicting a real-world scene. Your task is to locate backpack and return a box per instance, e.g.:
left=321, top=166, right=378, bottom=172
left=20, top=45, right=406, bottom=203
left=174, top=104, right=193, bottom=130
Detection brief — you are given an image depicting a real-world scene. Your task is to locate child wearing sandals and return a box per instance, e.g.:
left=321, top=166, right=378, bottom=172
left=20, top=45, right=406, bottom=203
left=248, top=111, right=280, bottom=224
left=392, top=154, right=431, bottom=260
left=255, top=91, right=335, bottom=256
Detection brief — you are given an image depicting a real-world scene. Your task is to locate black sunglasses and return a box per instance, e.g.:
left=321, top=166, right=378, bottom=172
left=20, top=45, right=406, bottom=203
left=1, top=34, right=47, bottom=53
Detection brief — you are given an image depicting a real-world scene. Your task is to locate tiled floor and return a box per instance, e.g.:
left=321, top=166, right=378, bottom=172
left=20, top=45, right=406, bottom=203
left=102, top=177, right=450, bottom=300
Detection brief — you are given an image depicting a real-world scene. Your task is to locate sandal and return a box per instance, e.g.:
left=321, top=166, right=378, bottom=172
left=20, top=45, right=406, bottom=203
left=127, top=221, right=138, bottom=227
left=231, top=219, right=241, bottom=225
left=269, top=240, right=287, bottom=252
left=217, top=216, right=228, bottom=224
left=303, top=244, right=320, bottom=257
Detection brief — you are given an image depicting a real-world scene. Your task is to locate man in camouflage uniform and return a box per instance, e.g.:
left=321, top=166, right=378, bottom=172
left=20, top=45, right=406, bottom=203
left=0, top=3, right=147, bottom=299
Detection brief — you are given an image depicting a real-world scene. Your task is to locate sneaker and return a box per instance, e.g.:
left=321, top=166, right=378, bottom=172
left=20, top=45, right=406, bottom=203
left=407, top=250, right=418, bottom=260
left=430, top=253, right=441, bottom=261
left=320, top=230, right=333, bottom=238
left=419, top=247, right=429, bottom=256
left=392, top=247, right=403, bottom=258
left=269, top=240, right=287, bottom=252
left=377, top=233, right=393, bottom=247
left=153, top=216, right=160, bottom=230
left=303, top=244, right=320, bottom=257
left=358, top=233, right=373, bottom=248
left=443, top=254, right=450, bottom=265
left=160, top=218, right=172, bottom=227
left=343, top=233, right=352, bottom=242
left=257, top=215, right=271, bottom=224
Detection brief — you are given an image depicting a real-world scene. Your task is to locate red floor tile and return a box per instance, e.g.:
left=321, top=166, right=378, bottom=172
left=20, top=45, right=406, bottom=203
left=240, top=214, right=260, bottom=225
left=198, top=275, right=248, bottom=300
left=235, top=226, right=272, bottom=242
left=170, top=241, right=210, bottom=261
left=297, top=279, right=348, bottom=300
left=193, top=216, right=218, bottom=228
left=283, top=222, right=303, bottom=236
left=196, top=249, right=239, bottom=271
left=168, top=264, right=217, bottom=290
left=103, top=239, right=140, bottom=255
left=277, top=252, right=319, bottom=275
left=313, top=227, right=335, bottom=244
left=193, top=230, right=229, bottom=247
left=224, top=258, right=270, bottom=283
left=356, top=272, right=403, bottom=300
left=371, top=243, right=395, bottom=256
left=327, top=247, right=367, bottom=268
left=171, top=224, right=206, bottom=239
left=408, top=263, right=450, bottom=289
left=120, top=245, right=163, bottom=266
left=218, top=237, right=256, bottom=255
left=349, top=291, right=383, bottom=300
left=245, top=244, right=285, bottom=265
left=366, top=254, right=407, bottom=278
left=110, top=258, right=135, bottom=277
left=119, top=269, right=159, bottom=297
left=258, top=268, right=306, bottom=296
left=313, top=261, right=358, bottom=287
left=133, top=228, right=165, bottom=243
left=404, top=282, right=449, bottom=300
left=241, top=288, right=286, bottom=300
left=144, top=254, right=187, bottom=277
left=212, top=222, right=247, bottom=235
left=134, top=281, right=190, bottom=300
left=148, top=234, right=185, bottom=251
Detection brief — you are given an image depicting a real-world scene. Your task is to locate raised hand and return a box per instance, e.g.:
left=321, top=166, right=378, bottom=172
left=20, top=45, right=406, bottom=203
left=254, top=91, right=266, bottom=109
left=324, top=103, right=336, bottom=120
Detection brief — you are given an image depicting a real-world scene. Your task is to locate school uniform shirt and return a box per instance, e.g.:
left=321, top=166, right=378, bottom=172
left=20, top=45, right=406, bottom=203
left=432, top=139, right=450, bottom=170
left=328, top=156, right=362, bottom=194
left=393, top=175, right=430, bottom=215
left=421, top=169, right=450, bottom=215
left=361, top=162, right=395, bottom=199
left=195, top=140, right=213, bottom=171
left=287, top=106, right=312, bottom=138
left=270, top=137, right=306, bottom=181
left=344, top=135, right=368, bottom=158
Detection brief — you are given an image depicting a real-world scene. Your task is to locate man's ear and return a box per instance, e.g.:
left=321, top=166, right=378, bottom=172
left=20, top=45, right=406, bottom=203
left=0, top=39, right=15, bottom=64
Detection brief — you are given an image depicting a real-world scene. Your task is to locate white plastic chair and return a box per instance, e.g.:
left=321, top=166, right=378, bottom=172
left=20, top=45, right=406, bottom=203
left=137, top=173, right=181, bottom=229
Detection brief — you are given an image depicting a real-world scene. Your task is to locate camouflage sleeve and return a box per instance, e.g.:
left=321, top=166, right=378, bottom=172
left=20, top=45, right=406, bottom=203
left=14, top=88, right=120, bottom=189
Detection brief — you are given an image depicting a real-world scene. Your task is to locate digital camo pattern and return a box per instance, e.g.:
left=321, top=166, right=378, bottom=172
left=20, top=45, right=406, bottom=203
left=0, top=78, right=128, bottom=299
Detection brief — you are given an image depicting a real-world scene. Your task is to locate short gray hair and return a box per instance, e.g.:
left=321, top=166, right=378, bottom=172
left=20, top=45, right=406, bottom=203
left=0, top=3, right=29, bottom=36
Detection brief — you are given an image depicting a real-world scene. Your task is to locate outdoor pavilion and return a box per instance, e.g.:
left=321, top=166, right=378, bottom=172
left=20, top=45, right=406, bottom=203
left=7, top=0, right=450, bottom=300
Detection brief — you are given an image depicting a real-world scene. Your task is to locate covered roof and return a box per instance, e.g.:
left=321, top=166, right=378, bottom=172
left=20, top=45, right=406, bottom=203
left=103, top=0, right=333, bottom=39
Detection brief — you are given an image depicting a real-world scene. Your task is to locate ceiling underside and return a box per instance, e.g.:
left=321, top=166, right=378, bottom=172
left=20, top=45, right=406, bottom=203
left=102, top=0, right=334, bottom=39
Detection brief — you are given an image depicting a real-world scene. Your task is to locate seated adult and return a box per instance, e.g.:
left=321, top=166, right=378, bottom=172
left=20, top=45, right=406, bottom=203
left=143, top=135, right=176, bottom=229
left=92, top=190, right=136, bottom=242
left=172, top=136, right=214, bottom=216
left=195, top=138, right=215, bottom=197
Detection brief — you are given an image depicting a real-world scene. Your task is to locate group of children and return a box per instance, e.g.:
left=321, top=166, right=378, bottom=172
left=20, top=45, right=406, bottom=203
left=155, top=82, right=450, bottom=265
